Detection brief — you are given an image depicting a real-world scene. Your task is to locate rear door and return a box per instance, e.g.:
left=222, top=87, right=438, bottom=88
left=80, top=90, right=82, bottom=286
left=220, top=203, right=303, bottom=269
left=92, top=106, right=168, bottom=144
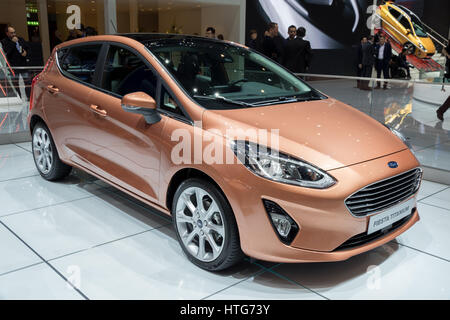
left=43, top=43, right=104, bottom=165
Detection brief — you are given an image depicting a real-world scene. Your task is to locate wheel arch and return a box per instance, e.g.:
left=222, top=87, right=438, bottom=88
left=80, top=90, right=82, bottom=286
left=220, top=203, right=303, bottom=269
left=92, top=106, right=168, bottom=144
left=165, top=168, right=228, bottom=214
left=29, top=114, right=45, bottom=135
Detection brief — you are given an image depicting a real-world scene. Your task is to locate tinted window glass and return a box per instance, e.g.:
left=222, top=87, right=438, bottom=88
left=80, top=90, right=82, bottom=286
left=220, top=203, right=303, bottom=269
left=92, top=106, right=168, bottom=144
left=59, top=44, right=101, bottom=84
left=398, top=16, right=412, bottom=31
left=410, top=15, right=428, bottom=37
left=388, top=7, right=401, bottom=20
left=160, top=86, right=184, bottom=116
left=148, top=40, right=315, bottom=110
left=101, top=45, right=157, bottom=98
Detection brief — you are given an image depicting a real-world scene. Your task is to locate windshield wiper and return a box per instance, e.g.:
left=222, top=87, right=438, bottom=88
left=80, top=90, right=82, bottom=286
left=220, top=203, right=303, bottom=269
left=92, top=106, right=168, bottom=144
left=251, top=93, right=324, bottom=106
left=194, top=95, right=255, bottom=108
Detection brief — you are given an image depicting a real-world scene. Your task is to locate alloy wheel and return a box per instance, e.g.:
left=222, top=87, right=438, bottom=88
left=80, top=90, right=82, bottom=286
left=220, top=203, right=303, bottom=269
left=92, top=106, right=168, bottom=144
left=33, top=127, right=53, bottom=174
left=175, top=186, right=226, bottom=262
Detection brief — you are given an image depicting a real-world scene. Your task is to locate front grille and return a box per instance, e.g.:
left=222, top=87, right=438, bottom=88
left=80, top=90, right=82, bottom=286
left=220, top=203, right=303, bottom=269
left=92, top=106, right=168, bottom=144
left=335, top=212, right=414, bottom=251
left=345, top=168, right=422, bottom=217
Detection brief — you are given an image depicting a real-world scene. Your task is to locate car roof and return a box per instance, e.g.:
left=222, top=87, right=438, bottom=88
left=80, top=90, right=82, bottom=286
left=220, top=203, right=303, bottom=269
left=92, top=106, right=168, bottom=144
left=55, top=33, right=245, bottom=52
left=117, top=33, right=232, bottom=46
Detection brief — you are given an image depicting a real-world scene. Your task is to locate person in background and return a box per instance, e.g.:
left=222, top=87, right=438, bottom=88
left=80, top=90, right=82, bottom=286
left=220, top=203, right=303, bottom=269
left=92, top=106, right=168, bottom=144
left=85, top=26, right=98, bottom=37
left=217, top=34, right=224, bottom=41
left=66, top=29, right=78, bottom=41
left=50, top=30, right=63, bottom=50
left=360, top=35, right=375, bottom=91
left=295, top=27, right=312, bottom=74
left=443, top=38, right=450, bottom=81
left=205, top=27, right=216, bottom=39
left=282, top=25, right=298, bottom=71
left=397, top=48, right=411, bottom=79
left=374, top=35, right=392, bottom=89
left=355, top=36, right=367, bottom=88
left=273, top=25, right=285, bottom=64
left=436, top=95, right=450, bottom=121
left=1, top=25, right=31, bottom=99
left=262, top=22, right=282, bottom=62
left=286, top=25, right=297, bottom=41
left=30, top=27, right=40, bottom=42
left=437, top=39, right=450, bottom=121
left=247, top=29, right=262, bottom=52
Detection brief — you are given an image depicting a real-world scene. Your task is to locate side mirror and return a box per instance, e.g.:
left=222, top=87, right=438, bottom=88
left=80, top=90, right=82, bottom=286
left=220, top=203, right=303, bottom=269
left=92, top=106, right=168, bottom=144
left=121, top=92, right=161, bottom=124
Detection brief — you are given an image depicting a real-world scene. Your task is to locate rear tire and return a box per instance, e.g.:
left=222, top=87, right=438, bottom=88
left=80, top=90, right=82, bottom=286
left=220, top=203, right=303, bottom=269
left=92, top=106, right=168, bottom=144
left=172, top=178, right=244, bottom=271
left=32, top=122, right=72, bottom=181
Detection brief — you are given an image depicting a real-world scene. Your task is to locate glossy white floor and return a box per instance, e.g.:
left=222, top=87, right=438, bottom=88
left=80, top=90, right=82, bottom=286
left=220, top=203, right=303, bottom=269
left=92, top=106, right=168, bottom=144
left=0, top=142, right=449, bottom=300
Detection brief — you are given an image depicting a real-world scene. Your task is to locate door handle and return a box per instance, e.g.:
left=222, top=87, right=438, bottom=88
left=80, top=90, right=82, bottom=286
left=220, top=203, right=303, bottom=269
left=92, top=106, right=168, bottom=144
left=89, top=104, right=107, bottom=116
left=47, top=85, right=59, bottom=94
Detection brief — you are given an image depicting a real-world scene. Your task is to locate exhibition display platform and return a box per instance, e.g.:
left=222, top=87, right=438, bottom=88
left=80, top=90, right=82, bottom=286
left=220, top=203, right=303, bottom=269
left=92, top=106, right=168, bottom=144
left=0, top=143, right=449, bottom=299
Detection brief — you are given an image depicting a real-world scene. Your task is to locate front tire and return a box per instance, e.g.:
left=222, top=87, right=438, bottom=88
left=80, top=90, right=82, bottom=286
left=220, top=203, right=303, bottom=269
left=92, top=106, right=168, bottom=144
left=32, top=122, right=72, bottom=181
left=403, top=42, right=415, bottom=55
left=172, top=178, right=244, bottom=271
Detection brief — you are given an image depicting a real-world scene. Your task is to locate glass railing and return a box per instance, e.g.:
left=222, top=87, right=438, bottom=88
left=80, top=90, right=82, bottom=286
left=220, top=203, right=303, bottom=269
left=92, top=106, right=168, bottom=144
left=300, top=73, right=450, bottom=173
left=0, top=66, right=449, bottom=174
left=0, top=66, right=43, bottom=144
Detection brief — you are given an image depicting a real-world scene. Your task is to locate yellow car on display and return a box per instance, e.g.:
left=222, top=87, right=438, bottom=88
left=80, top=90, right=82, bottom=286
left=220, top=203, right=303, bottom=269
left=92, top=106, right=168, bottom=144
left=378, top=1, right=435, bottom=58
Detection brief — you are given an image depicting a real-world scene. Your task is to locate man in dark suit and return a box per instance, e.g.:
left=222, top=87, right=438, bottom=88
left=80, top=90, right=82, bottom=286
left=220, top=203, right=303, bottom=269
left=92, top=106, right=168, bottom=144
left=374, top=35, right=392, bottom=89
left=1, top=25, right=31, bottom=99
left=354, top=36, right=367, bottom=88
left=360, top=35, right=375, bottom=91
left=282, top=25, right=298, bottom=71
left=1, top=26, right=30, bottom=67
left=293, top=27, right=312, bottom=75
left=262, top=22, right=283, bottom=62
left=247, top=29, right=262, bottom=52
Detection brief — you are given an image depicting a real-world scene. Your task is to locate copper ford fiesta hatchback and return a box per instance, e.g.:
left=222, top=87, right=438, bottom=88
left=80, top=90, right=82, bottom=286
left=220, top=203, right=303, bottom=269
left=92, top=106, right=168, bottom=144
left=28, top=34, right=422, bottom=271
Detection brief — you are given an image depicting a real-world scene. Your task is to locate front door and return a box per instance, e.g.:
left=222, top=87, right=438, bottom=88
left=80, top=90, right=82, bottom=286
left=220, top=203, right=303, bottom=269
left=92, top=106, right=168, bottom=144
left=83, top=44, right=167, bottom=203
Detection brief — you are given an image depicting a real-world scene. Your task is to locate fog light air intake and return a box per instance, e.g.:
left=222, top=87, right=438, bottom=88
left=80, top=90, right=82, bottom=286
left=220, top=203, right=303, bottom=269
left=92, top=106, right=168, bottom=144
left=263, top=200, right=299, bottom=245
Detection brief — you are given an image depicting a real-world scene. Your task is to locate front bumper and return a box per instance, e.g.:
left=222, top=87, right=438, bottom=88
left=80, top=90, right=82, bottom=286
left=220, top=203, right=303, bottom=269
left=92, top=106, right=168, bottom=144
left=223, top=148, right=421, bottom=263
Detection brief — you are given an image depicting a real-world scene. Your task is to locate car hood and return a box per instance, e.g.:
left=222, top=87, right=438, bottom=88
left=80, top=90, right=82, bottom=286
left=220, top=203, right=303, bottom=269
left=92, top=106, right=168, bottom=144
left=202, top=98, right=408, bottom=171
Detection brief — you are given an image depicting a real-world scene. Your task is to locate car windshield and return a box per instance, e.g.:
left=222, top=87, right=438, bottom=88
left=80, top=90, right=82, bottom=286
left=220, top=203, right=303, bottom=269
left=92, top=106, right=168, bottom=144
left=144, top=38, right=321, bottom=109
left=410, top=14, right=428, bottom=38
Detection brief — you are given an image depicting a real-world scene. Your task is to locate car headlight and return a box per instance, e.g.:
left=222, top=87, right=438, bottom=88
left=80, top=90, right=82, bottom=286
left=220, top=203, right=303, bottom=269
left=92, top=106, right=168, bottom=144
left=231, top=141, right=336, bottom=189
left=389, top=127, right=413, bottom=149
left=418, top=43, right=426, bottom=51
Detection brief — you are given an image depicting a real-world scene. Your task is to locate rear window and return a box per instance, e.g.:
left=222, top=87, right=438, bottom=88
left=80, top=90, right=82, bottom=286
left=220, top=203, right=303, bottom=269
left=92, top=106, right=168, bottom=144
left=388, top=6, right=402, bottom=20
left=58, top=44, right=102, bottom=85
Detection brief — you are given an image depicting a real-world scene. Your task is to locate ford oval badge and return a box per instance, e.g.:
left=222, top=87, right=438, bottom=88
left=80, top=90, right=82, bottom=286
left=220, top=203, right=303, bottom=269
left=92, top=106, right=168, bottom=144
left=388, top=161, right=398, bottom=169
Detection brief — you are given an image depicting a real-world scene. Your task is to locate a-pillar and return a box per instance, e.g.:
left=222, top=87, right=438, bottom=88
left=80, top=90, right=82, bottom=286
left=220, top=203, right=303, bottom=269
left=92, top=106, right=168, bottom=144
left=104, top=0, right=117, bottom=34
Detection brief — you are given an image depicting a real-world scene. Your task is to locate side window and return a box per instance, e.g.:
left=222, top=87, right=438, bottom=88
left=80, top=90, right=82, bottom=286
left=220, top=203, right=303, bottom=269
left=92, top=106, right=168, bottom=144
left=101, top=45, right=157, bottom=98
left=398, top=16, right=412, bottom=31
left=388, top=7, right=401, bottom=20
left=160, top=86, right=184, bottom=117
left=59, top=44, right=102, bottom=85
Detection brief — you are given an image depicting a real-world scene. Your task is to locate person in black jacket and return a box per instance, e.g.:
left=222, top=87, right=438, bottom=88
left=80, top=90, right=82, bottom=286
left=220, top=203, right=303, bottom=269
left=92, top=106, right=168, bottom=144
left=262, top=22, right=282, bottom=62
left=360, top=35, right=375, bottom=90
left=437, top=40, right=450, bottom=121
left=1, top=25, right=31, bottom=99
left=294, top=27, right=312, bottom=75
left=282, top=25, right=298, bottom=71
left=374, top=35, right=392, bottom=89
left=390, top=48, right=411, bottom=79
left=247, top=29, right=262, bottom=52
left=354, top=36, right=367, bottom=88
